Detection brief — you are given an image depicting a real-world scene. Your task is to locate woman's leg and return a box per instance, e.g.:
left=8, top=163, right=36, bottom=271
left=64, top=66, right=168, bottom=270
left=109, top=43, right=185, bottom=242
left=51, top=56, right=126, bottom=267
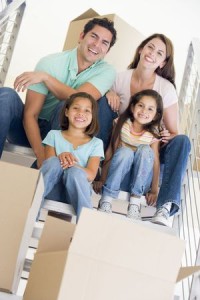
left=63, top=167, right=92, bottom=221
left=152, top=135, right=191, bottom=227
left=156, top=135, right=191, bottom=215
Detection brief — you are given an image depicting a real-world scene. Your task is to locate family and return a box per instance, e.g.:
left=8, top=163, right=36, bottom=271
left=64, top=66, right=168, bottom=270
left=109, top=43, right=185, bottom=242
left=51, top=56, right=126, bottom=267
left=0, top=17, right=191, bottom=226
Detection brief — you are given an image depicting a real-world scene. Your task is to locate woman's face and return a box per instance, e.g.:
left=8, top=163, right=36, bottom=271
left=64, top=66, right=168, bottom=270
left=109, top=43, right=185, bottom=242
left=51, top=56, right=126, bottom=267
left=139, top=38, right=167, bottom=70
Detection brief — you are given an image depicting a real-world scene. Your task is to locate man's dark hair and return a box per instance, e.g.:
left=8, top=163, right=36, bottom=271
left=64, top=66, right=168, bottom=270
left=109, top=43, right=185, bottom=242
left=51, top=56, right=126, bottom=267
left=83, top=17, right=117, bottom=49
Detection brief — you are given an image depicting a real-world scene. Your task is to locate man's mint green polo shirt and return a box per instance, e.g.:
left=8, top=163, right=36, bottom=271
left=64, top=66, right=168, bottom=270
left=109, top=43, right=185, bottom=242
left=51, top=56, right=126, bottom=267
left=28, top=48, right=116, bottom=121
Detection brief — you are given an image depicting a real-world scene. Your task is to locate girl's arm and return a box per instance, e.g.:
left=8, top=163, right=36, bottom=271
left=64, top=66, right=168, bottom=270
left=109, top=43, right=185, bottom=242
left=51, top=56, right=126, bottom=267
left=78, top=156, right=101, bottom=182
left=145, top=141, right=160, bottom=206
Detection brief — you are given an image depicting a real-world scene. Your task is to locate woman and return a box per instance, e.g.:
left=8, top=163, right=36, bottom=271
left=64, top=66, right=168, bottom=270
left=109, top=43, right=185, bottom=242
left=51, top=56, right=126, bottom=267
left=98, top=33, right=191, bottom=226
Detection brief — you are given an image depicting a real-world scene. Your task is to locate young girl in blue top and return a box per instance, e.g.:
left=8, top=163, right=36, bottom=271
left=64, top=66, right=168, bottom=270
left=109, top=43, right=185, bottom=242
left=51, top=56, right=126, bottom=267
left=93, top=89, right=163, bottom=221
left=40, top=92, right=104, bottom=221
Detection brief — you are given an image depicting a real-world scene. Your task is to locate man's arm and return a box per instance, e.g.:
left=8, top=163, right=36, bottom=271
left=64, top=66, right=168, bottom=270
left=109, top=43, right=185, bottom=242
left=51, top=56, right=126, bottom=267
left=23, top=89, right=46, bottom=168
left=14, top=71, right=102, bottom=100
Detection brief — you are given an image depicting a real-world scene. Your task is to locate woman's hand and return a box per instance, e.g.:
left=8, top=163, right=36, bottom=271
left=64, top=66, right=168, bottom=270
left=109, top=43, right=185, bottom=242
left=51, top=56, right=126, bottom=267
left=58, top=152, right=78, bottom=169
left=106, top=90, right=120, bottom=112
left=14, top=71, right=48, bottom=92
left=160, top=127, right=172, bottom=144
left=93, top=180, right=104, bottom=194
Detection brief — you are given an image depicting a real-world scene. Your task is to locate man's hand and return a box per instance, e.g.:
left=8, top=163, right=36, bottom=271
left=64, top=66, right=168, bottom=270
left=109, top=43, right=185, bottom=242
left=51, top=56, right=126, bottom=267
left=14, top=71, right=48, bottom=92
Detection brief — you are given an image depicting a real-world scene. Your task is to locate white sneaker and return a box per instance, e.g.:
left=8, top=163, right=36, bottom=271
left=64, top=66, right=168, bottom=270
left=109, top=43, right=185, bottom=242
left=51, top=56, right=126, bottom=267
left=98, top=201, right=112, bottom=213
left=151, top=207, right=170, bottom=227
left=127, top=204, right=141, bottom=220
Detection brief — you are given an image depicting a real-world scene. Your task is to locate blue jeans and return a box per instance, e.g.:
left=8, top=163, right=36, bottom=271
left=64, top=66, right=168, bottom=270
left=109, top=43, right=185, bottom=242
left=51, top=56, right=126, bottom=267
left=96, top=95, right=118, bottom=150
left=0, top=87, right=65, bottom=159
left=157, top=134, right=191, bottom=216
left=102, top=145, right=154, bottom=198
left=40, top=156, right=93, bottom=221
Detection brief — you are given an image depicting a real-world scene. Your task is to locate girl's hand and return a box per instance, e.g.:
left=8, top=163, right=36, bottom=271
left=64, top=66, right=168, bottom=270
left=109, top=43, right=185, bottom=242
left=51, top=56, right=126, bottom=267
left=106, top=90, right=120, bottom=112
left=58, top=152, right=78, bottom=169
left=93, top=180, right=104, bottom=194
left=145, top=190, right=158, bottom=206
left=14, top=71, right=48, bottom=92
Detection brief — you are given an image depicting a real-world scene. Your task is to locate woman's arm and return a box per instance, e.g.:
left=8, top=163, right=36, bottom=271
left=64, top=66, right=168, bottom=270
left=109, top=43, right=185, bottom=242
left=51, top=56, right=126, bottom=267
left=106, top=89, right=121, bottom=112
left=145, top=141, right=160, bottom=206
left=14, top=71, right=101, bottom=100
left=161, top=103, right=179, bottom=143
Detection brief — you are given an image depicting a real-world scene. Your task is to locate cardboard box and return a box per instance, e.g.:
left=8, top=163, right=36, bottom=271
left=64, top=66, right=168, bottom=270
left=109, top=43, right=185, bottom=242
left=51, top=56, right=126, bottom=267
left=63, top=8, right=145, bottom=72
left=0, top=161, right=44, bottom=294
left=23, top=209, right=200, bottom=300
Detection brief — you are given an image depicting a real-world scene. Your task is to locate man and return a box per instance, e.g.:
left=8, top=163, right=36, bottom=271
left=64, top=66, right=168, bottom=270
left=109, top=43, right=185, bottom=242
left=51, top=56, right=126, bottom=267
left=0, top=17, right=117, bottom=167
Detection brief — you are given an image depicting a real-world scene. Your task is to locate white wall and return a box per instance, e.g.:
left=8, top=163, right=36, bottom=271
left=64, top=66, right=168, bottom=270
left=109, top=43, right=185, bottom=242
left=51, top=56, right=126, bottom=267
left=5, top=0, right=200, bottom=95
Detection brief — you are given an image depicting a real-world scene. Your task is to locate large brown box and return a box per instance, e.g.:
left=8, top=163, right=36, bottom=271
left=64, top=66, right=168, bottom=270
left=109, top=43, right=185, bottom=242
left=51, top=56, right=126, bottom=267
left=0, top=161, right=44, bottom=293
left=23, top=209, right=200, bottom=300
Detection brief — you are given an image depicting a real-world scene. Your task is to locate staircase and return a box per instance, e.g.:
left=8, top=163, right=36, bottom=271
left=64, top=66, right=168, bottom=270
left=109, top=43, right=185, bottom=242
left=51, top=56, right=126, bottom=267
left=0, top=0, right=26, bottom=87
left=173, top=38, right=200, bottom=300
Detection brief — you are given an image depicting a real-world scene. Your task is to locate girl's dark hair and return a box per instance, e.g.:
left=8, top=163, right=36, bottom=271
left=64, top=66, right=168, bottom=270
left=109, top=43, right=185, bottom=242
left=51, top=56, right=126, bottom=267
left=109, top=89, right=163, bottom=160
left=60, top=92, right=99, bottom=137
left=83, top=17, right=117, bottom=49
left=128, top=33, right=176, bottom=88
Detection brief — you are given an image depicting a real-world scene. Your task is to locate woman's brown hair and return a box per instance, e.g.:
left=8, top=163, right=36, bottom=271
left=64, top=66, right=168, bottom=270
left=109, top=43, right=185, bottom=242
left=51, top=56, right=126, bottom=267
left=128, top=33, right=176, bottom=88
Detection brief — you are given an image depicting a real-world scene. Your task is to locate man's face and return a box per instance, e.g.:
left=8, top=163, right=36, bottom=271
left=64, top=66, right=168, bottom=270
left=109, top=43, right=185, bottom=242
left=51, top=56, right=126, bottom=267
left=78, top=25, right=113, bottom=64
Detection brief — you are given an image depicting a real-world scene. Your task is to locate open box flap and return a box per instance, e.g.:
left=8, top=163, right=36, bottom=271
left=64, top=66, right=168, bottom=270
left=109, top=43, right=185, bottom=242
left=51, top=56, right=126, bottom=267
left=176, top=266, right=200, bottom=282
left=72, top=8, right=99, bottom=21
left=38, top=215, right=75, bottom=253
